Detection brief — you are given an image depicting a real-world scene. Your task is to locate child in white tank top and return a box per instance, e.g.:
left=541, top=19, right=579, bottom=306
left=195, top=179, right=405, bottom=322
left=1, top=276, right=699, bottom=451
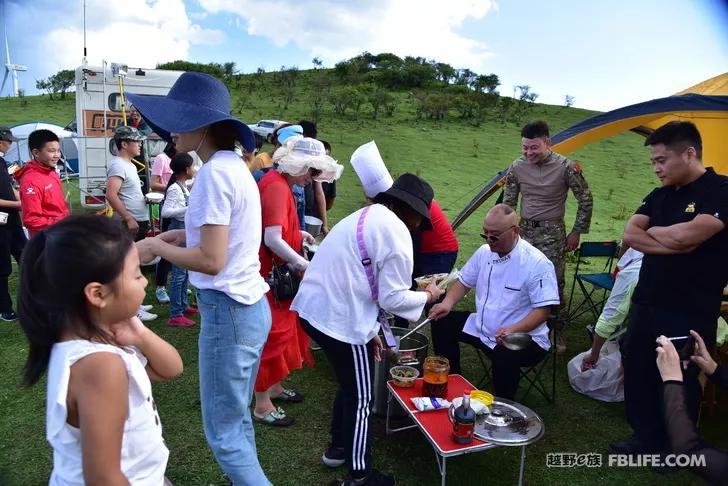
left=17, top=215, right=183, bottom=485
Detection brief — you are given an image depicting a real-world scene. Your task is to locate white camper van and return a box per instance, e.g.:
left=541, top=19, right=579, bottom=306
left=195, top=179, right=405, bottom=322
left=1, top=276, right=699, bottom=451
left=75, top=63, right=183, bottom=208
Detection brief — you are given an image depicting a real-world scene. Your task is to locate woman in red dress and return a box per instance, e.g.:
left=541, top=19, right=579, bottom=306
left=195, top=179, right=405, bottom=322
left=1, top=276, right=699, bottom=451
left=254, top=137, right=343, bottom=426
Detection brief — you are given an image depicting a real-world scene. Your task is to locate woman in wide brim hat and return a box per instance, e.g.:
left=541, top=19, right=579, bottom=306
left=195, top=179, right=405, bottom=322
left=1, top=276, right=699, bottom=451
left=252, top=137, right=343, bottom=426
left=290, top=171, right=444, bottom=485
left=133, top=72, right=273, bottom=485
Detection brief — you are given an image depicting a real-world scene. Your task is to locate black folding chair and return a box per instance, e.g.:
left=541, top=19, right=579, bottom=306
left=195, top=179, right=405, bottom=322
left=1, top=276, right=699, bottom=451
left=566, top=241, right=620, bottom=322
left=474, top=319, right=557, bottom=403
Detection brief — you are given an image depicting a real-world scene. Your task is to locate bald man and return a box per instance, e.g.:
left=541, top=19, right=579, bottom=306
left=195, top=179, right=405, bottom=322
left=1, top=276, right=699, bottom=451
left=429, top=204, right=559, bottom=399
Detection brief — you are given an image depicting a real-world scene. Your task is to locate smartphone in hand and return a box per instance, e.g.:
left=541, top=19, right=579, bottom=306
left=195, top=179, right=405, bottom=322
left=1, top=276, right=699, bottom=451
left=675, top=336, right=696, bottom=360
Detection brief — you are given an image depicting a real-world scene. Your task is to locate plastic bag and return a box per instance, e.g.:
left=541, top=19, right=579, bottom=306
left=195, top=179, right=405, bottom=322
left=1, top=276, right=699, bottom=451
left=567, top=340, right=624, bottom=402
left=411, top=397, right=451, bottom=412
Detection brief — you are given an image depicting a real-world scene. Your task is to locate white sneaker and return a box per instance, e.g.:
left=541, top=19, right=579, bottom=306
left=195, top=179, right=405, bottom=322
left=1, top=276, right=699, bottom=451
left=140, top=304, right=154, bottom=311
left=137, top=308, right=158, bottom=321
left=156, top=287, right=170, bottom=304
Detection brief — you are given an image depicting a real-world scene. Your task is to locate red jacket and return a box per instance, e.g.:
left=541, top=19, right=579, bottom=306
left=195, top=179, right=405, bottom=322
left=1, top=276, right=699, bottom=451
left=13, top=160, right=70, bottom=236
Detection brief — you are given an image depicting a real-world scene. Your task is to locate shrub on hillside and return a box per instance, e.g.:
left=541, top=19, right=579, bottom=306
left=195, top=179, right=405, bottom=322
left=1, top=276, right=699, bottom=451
left=157, top=60, right=225, bottom=79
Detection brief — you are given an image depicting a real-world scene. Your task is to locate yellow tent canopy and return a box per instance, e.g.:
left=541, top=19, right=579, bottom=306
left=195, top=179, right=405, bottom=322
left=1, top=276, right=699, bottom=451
left=552, top=72, right=728, bottom=174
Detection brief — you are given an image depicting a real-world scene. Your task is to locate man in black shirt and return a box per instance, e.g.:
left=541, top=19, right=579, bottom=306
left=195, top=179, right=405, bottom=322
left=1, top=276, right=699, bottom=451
left=613, top=121, right=728, bottom=456
left=0, top=127, right=27, bottom=321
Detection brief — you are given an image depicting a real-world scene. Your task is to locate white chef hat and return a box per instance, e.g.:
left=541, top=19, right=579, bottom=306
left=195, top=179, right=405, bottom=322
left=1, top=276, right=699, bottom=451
left=350, top=141, right=394, bottom=198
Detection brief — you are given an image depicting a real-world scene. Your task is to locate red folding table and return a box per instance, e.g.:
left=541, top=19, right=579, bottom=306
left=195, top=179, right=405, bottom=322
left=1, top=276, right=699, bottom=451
left=386, top=374, right=528, bottom=486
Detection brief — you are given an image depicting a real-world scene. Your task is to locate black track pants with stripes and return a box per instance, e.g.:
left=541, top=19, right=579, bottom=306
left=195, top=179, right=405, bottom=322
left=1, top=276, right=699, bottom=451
left=302, top=320, right=375, bottom=480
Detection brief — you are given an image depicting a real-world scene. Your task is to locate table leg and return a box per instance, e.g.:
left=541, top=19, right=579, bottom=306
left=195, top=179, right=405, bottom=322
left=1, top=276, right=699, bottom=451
left=386, top=393, right=391, bottom=435
left=385, top=389, right=418, bottom=433
left=433, top=449, right=447, bottom=486
left=441, top=456, right=447, bottom=486
left=518, top=445, right=526, bottom=486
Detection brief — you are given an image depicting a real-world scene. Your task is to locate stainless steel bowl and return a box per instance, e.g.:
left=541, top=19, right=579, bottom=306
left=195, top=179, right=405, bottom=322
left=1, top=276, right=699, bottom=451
left=502, top=332, right=533, bottom=351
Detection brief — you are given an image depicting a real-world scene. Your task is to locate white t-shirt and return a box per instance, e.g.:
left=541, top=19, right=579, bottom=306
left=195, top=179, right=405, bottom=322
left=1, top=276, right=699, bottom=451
left=185, top=150, right=269, bottom=304
left=46, top=340, right=168, bottom=485
left=291, top=204, right=428, bottom=345
left=459, top=237, right=559, bottom=350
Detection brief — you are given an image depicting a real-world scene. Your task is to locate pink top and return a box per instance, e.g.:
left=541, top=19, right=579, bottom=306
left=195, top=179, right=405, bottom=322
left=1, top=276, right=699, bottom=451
left=151, top=153, right=172, bottom=186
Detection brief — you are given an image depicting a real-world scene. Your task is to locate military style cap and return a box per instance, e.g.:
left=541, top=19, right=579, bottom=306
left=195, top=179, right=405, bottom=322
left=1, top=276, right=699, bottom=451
left=0, top=126, right=17, bottom=142
left=113, top=125, right=146, bottom=141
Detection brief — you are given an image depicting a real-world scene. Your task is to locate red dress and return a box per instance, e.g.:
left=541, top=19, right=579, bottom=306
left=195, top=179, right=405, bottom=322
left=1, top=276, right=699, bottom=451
left=255, top=171, right=313, bottom=392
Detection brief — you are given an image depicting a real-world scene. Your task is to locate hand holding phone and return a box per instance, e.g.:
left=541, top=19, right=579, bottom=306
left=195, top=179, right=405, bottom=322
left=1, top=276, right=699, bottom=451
left=656, top=335, right=683, bottom=382
left=672, top=336, right=696, bottom=361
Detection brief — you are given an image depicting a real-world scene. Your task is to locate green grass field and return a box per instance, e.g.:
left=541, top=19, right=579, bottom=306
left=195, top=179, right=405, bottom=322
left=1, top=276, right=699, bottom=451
left=0, top=82, right=725, bottom=485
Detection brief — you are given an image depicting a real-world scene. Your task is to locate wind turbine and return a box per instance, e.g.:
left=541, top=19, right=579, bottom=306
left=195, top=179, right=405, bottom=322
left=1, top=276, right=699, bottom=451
left=2, top=0, right=27, bottom=97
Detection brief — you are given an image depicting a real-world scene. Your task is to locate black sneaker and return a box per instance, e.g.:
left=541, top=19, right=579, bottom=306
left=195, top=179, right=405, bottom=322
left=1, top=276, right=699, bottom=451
left=0, top=311, right=17, bottom=321
left=608, top=435, right=656, bottom=455
left=335, top=470, right=395, bottom=486
left=322, top=444, right=346, bottom=468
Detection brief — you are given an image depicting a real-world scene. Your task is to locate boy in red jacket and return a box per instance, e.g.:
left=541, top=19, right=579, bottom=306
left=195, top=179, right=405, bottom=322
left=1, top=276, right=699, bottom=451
left=13, top=129, right=70, bottom=237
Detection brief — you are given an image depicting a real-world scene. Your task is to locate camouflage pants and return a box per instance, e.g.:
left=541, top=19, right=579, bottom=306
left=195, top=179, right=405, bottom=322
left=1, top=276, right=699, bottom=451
left=519, top=221, right=566, bottom=331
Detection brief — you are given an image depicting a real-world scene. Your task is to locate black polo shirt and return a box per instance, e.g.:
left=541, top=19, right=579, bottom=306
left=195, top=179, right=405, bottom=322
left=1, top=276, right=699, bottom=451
left=0, top=156, right=20, bottom=227
left=632, top=168, right=728, bottom=315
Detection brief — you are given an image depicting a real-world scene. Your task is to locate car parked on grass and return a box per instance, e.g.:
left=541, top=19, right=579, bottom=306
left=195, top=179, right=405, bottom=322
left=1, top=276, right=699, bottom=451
left=250, top=119, right=288, bottom=143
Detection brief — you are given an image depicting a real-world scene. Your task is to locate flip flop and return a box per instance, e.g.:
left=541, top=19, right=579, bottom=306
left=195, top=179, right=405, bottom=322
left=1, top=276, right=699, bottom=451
left=273, top=388, right=305, bottom=403
left=253, top=407, right=294, bottom=427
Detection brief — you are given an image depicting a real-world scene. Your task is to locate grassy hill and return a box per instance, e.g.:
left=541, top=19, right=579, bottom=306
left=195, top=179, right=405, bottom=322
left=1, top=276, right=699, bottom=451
left=1, top=73, right=723, bottom=486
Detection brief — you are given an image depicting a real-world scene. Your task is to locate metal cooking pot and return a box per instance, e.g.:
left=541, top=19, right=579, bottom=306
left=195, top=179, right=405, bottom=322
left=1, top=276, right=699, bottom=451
left=372, top=326, right=429, bottom=416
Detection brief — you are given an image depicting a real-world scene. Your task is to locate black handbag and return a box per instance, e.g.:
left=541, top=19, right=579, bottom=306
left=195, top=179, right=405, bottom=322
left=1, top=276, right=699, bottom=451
left=267, top=261, right=302, bottom=301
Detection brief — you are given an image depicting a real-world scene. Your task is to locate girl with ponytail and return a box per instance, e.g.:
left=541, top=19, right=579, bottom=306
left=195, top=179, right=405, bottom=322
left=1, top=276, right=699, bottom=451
left=18, top=215, right=183, bottom=485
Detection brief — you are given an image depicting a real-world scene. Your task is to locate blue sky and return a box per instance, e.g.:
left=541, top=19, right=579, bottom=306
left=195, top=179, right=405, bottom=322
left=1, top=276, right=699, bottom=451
left=2, top=0, right=727, bottom=111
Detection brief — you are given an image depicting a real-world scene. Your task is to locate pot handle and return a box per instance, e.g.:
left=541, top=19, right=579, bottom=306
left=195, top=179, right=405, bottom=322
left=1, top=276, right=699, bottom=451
left=398, top=356, right=419, bottom=367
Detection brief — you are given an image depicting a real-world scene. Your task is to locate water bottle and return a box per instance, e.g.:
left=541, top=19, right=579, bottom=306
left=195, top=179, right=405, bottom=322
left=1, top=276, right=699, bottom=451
left=452, top=392, right=476, bottom=444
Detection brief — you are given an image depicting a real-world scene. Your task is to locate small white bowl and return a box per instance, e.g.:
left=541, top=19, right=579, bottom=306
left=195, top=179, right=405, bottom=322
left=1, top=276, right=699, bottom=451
left=145, top=192, right=164, bottom=204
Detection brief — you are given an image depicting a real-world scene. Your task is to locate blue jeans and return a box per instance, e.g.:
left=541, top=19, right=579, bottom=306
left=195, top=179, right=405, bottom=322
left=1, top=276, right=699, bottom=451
left=293, top=185, right=306, bottom=228
left=197, top=289, right=273, bottom=485
left=167, top=219, right=188, bottom=317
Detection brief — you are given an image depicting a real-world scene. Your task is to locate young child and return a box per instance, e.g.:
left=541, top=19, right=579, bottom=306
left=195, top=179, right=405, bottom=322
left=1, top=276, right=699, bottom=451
left=18, top=215, right=183, bottom=484
left=12, top=129, right=70, bottom=237
left=160, top=153, right=197, bottom=327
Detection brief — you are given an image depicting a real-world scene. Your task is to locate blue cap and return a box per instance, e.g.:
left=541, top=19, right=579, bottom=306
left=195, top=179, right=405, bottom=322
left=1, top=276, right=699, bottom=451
left=277, top=125, right=303, bottom=144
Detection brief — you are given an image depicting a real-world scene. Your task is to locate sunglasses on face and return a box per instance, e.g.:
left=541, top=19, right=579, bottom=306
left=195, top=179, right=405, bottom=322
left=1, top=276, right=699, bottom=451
left=308, top=168, right=322, bottom=177
left=480, top=225, right=516, bottom=242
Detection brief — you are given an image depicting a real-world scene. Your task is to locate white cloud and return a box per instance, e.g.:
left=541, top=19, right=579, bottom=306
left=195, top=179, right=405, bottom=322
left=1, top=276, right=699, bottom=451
left=4, top=0, right=224, bottom=93
left=189, top=11, right=209, bottom=20
left=198, top=0, right=497, bottom=70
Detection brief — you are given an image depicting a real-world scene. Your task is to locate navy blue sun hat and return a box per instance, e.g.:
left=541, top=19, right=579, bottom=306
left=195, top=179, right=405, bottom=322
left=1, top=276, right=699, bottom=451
left=125, top=72, right=255, bottom=152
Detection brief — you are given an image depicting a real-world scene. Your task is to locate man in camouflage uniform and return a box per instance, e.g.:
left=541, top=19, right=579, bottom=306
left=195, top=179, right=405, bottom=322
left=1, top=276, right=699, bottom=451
left=502, top=120, right=593, bottom=352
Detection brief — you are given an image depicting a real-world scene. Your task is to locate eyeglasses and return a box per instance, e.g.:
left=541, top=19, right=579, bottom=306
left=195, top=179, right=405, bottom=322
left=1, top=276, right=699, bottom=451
left=480, top=225, right=516, bottom=242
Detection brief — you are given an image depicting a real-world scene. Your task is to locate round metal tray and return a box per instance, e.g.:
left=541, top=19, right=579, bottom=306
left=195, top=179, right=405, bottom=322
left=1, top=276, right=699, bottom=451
left=473, top=397, right=544, bottom=446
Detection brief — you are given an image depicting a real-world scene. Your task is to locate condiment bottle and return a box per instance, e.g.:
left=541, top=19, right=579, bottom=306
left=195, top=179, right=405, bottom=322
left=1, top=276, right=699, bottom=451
left=452, top=392, right=476, bottom=444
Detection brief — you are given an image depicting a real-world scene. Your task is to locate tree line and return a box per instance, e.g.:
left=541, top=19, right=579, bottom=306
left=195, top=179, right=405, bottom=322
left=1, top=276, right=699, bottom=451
left=32, top=53, right=575, bottom=126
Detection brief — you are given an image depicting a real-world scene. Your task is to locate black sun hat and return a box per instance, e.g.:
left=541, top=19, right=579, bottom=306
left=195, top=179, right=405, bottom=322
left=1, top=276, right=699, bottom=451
left=378, top=173, right=434, bottom=229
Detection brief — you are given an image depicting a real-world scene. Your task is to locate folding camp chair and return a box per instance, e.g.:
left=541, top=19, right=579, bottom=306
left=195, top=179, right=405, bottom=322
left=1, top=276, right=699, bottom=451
left=475, top=318, right=557, bottom=403
left=566, top=241, right=620, bottom=322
